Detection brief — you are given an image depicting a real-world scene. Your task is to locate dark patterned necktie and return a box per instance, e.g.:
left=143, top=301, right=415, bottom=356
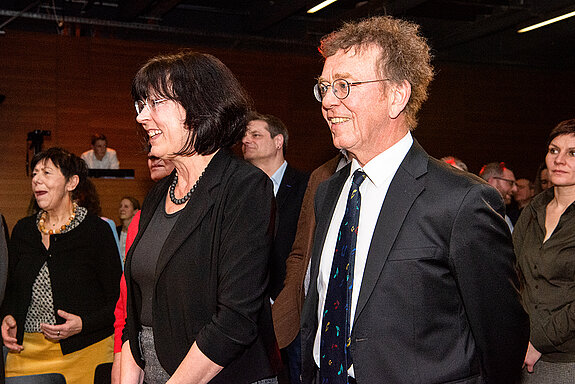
left=320, top=169, right=366, bottom=384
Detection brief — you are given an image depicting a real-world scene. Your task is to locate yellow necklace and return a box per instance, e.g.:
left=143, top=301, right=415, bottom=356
left=37, top=202, right=78, bottom=235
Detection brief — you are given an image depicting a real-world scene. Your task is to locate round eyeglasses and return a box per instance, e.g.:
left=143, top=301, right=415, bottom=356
left=135, top=98, right=168, bottom=114
left=313, top=78, right=389, bottom=102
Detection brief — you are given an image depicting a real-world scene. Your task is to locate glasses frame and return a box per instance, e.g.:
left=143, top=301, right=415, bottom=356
left=313, top=78, right=389, bottom=102
left=135, top=98, right=168, bottom=115
left=492, top=176, right=517, bottom=186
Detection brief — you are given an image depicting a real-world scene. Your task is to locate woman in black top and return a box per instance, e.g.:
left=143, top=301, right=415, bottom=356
left=121, top=51, right=279, bottom=384
left=1, top=147, right=122, bottom=383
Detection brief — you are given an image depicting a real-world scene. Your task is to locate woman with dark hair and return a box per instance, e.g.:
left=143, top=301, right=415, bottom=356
left=1, top=147, right=122, bottom=383
left=117, top=196, right=140, bottom=259
left=514, top=118, right=575, bottom=382
left=121, top=50, right=279, bottom=384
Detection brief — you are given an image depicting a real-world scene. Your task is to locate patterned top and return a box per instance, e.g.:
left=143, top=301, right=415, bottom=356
left=24, top=206, right=87, bottom=332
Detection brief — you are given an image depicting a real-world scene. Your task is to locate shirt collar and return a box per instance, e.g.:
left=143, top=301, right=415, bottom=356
left=270, top=160, right=288, bottom=196
left=350, top=131, right=413, bottom=188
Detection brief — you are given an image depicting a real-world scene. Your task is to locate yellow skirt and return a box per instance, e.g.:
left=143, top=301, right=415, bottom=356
left=5, top=332, right=114, bottom=384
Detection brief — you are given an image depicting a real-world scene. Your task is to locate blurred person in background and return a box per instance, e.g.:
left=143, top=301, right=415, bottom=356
left=81, top=133, right=120, bottom=169
left=111, top=154, right=174, bottom=384
left=441, top=155, right=468, bottom=172
left=508, top=178, right=535, bottom=225
left=534, top=162, right=554, bottom=195
left=116, top=197, right=140, bottom=259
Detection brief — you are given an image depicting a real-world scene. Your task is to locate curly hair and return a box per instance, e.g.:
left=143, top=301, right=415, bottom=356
left=132, top=50, right=253, bottom=156
left=319, top=16, right=434, bottom=130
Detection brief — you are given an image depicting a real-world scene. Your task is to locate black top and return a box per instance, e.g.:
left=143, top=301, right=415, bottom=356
left=131, top=195, right=180, bottom=326
left=2, top=213, right=122, bottom=354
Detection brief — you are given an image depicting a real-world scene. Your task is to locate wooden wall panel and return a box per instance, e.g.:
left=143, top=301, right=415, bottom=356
left=1, top=30, right=574, bottom=232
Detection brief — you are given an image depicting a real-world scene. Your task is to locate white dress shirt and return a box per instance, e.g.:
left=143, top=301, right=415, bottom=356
left=313, top=132, right=413, bottom=375
left=81, top=148, right=120, bottom=169
left=270, top=160, right=287, bottom=196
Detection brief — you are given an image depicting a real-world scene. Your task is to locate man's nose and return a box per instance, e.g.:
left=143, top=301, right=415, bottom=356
left=322, top=86, right=341, bottom=109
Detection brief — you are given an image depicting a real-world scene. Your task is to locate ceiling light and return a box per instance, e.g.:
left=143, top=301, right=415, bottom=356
left=307, top=0, right=338, bottom=14
left=518, top=10, right=575, bottom=33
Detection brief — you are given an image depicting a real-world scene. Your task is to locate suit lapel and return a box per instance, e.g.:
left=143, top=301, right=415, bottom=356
left=354, top=141, right=428, bottom=321
left=275, top=165, right=294, bottom=210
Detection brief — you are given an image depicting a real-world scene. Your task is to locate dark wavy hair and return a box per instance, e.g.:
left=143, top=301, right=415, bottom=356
left=75, top=178, right=103, bottom=216
left=31, top=147, right=88, bottom=200
left=132, top=50, right=253, bottom=156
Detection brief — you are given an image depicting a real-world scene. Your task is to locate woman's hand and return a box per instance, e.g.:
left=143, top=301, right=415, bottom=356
left=111, top=352, right=122, bottom=384
left=1, top=315, right=24, bottom=352
left=40, top=309, right=83, bottom=340
left=120, top=341, right=144, bottom=384
left=523, top=342, right=542, bottom=373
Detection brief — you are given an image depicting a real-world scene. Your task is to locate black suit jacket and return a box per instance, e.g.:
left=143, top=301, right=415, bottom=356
left=269, top=164, right=309, bottom=300
left=301, top=140, right=529, bottom=384
left=124, top=149, right=281, bottom=383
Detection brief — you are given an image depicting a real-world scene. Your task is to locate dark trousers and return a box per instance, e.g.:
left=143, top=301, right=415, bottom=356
left=283, top=333, right=302, bottom=384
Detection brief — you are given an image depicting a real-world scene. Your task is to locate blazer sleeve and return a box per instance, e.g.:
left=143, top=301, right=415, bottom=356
left=449, top=183, right=529, bottom=383
left=79, top=219, right=122, bottom=333
left=195, top=170, right=274, bottom=367
left=0, top=219, right=30, bottom=320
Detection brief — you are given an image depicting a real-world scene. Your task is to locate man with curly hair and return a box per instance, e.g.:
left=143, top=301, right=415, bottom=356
left=301, top=16, right=529, bottom=384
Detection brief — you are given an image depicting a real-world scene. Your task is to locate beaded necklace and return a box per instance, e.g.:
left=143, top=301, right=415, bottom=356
left=169, top=170, right=205, bottom=205
left=37, top=202, right=78, bottom=235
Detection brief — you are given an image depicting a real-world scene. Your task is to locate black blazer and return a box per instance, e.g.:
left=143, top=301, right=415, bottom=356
left=301, top=140, right=530, bottom=384
left=269, top=164, right=309, bottom=300
left=2, top=213, right=121, bottom=354
left=124, top=149, right=281, bottom=383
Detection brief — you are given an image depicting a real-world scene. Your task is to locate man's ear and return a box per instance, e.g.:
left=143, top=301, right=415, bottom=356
left=274, top=134, right=284, bottom=151
left=388, top=80, right=411, bottom=119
